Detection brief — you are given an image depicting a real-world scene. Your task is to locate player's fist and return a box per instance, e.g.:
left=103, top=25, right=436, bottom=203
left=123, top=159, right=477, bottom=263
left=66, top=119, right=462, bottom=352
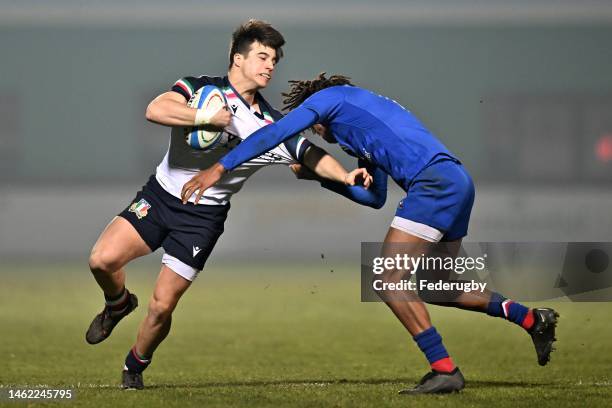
left=344, top=168, right=372, bottom=189
left=208, top=106, right=232, bottom=128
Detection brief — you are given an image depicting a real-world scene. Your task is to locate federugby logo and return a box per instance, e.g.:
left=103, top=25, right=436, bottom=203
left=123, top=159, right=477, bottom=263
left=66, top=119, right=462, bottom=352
left=129, top=199, right=151, bottom=219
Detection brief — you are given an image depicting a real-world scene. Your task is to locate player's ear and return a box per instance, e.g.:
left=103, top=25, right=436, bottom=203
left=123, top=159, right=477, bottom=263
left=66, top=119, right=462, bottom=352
left=233, top=53, right=243, bottom=68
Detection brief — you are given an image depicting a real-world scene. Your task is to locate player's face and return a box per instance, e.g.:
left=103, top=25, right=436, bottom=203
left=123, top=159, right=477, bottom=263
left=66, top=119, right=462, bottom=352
left=312, top=124, right=337, bottom=143
left=240, top=41, right=277, bottom=89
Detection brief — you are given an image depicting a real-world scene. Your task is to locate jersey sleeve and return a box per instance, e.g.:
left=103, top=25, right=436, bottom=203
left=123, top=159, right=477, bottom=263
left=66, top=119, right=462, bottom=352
left=320, top=159, right=388, bottom=209
left=170, top=76, right=215, bottom=101
left=171, top=77, right=198, bottom=100
left=267, top=104, right=313, bottom=163
left=283, top=135, right=312, bottom=163
left=219, top=106, right=319, bottom=171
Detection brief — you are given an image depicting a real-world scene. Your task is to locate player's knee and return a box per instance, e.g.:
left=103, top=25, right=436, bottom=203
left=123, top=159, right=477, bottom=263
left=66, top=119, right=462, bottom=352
left=147, top=297, right=175, bottom=323
left=416, top=286, right=438, bottom=304
left=88, top=249, right=122, bottom=275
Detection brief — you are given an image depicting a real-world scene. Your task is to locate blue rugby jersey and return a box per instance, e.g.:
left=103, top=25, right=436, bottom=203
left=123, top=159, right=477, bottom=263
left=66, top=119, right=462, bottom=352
left=219, top=85, right=458, bottom=191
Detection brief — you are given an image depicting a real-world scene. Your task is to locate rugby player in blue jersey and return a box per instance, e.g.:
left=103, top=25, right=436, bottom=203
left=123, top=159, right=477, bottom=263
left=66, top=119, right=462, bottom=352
left=182, top=73, right=559, bottom=394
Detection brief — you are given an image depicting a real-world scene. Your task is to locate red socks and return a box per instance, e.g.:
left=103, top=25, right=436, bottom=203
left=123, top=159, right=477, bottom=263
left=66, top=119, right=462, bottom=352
left=431, top=357, right=456, bottom=373
left=521, top=309, right=535, bottom=330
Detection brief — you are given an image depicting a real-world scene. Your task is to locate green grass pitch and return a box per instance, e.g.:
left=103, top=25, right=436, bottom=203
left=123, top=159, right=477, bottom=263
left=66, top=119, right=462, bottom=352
left=1, top=261, right=611, bottom=407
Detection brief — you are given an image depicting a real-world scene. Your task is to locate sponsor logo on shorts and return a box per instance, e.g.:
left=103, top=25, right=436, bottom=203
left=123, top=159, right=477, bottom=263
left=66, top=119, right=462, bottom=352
left=193, top=245, right=202, bottom=257
left=129, top=198, right=151, bottom=219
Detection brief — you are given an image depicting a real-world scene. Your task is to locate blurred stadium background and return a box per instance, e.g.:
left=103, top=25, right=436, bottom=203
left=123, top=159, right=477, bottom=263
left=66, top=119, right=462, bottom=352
left=1, top=0, right=612, bottom=262
left=2, top=2, right=612, bottom=406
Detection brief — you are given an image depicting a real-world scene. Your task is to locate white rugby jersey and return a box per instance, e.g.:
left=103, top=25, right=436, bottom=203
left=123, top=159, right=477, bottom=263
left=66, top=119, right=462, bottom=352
left=155, top=75, right=311, bottom=205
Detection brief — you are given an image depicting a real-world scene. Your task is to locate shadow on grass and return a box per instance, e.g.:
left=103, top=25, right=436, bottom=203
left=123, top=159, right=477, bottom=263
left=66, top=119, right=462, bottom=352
left=139, top=378, right=553, bottom=390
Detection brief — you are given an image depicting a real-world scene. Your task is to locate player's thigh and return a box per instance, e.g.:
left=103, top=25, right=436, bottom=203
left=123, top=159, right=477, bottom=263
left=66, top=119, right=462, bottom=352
left=383, top=223, right=440, bottom=257
left=91, top=176, right=172, bottom=270
left=384, top=226, right=466, bottom=301
left=381, top=226, right=433, bottom=283
left=385, top=226, right=463, bottom=255
left=384, top=225, right=435, bottom=244
left=90, top=216, right=152, bottom=270
left=383, top=226, right=463, bottom=276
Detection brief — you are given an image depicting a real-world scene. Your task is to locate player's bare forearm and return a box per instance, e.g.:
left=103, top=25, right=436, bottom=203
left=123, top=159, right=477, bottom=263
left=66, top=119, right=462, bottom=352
left=303, top=146, right=372, bottom=187
left=303, top=146, right=347, bottom=183
left=146, top=91, right=232, bottom=128
left=145, top=92, right=197, bottom=127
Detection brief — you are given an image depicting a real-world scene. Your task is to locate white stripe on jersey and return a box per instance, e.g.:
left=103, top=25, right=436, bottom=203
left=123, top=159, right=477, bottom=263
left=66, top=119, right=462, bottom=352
left=296, top=136, right=306, bottom=159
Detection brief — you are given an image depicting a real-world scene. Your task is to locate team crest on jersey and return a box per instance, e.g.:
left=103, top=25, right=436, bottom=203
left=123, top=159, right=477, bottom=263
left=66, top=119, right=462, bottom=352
left=129, top=199, right=151, bottom=219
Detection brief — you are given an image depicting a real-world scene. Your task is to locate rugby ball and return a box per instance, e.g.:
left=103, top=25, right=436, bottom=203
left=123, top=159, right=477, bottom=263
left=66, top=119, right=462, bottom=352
left=185, top=85, right=228, bottom=150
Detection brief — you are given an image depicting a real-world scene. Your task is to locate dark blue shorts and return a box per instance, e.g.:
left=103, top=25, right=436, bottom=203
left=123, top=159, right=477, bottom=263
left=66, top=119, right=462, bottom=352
left=118, top=175, right=230, bottom=271
left=394, top=158, right=475, bottom=241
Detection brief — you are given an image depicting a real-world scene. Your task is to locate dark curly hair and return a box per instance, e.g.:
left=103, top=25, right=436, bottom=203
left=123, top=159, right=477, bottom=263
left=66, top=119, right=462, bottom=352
left=282, top=72, right=353, bottom=111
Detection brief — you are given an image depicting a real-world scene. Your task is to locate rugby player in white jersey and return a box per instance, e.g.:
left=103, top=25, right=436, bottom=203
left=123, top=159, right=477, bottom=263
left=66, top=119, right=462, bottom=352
left=84, top=19, right=369, bottom=390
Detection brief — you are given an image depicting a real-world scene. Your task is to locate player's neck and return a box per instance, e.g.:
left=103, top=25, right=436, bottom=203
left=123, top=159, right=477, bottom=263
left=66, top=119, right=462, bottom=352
left=227, top=72, right=259, bottom=106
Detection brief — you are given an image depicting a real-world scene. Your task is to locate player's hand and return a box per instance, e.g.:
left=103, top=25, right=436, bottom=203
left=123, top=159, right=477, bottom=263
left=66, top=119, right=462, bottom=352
left=344, top=168, right=372, bottom=189
left=181, top=163, right=226, bottom=204
left=208, top=106, right=232, bottom=128
left=290, top=164, right=320, bottom=181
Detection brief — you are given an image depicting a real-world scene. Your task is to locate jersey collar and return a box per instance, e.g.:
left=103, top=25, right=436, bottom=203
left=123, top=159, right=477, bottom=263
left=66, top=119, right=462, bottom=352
left=223, top=76, right=275, bottom=121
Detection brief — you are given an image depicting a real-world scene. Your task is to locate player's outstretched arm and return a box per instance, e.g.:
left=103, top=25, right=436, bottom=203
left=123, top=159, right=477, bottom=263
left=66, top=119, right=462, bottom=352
left=145, top=91, right=231, bottom=128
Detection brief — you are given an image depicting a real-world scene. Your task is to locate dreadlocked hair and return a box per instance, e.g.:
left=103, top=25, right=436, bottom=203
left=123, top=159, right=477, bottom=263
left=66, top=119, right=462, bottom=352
left=282, top=72, right=353, bottom=111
